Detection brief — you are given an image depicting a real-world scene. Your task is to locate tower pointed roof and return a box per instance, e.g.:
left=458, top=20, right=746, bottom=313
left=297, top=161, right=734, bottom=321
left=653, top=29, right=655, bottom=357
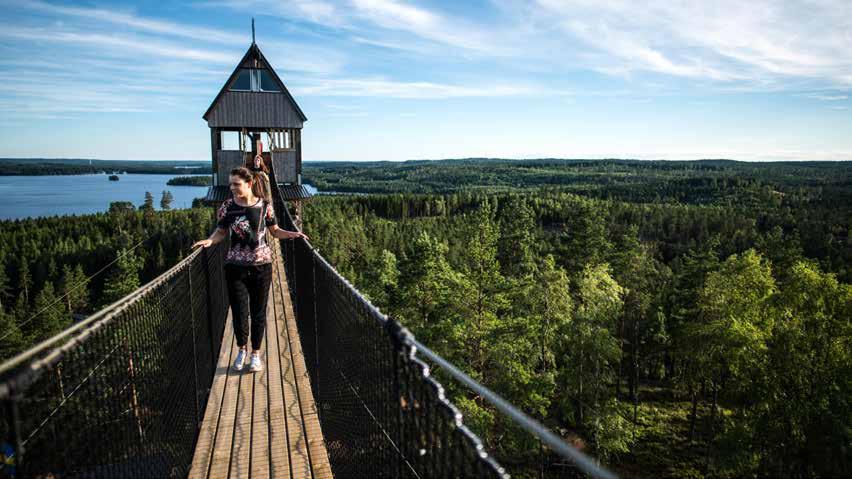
left=202, top=42, right=307, bottom=124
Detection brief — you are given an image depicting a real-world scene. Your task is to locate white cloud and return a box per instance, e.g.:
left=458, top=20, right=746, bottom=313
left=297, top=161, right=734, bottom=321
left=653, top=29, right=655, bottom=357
left=204, top=0, right=513, bottom=56
left=350, top=0, right=505, bottom=54
left=11, top=1, right=345, bottom=75
left=2, top=0, right=850, bottom=145
left=16, top=0, right=246, bottom=44
left=0, top=26, right=238, bottom=63
left=352, top=0, right=436, bottom=28
left=256, top=41, right=346, bottom=75
left=802, top=93, right=848, bottom=101
left=0, top=1, right=341, bottom=121
left=535, top=0, right=852, bottom=88
left=200, top=0, right=852, bottom=92
left=292, top=78, right=559, bottom=98
left=196, top=0, right=346, bottom=28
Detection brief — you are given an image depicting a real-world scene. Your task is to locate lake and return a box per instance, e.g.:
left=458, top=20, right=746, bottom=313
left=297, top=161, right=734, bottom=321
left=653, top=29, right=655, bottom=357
left=0, top=174, right=319, bottom=220
left=0, top=174, right=208, bottom=220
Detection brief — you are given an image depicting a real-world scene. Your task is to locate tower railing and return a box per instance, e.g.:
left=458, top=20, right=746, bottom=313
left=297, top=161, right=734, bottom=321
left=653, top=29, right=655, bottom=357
left=0, top=242, right=229, bottom=478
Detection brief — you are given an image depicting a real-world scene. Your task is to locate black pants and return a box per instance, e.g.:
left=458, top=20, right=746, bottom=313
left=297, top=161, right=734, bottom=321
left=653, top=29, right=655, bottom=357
left=225, top=262, right=273, bottom=350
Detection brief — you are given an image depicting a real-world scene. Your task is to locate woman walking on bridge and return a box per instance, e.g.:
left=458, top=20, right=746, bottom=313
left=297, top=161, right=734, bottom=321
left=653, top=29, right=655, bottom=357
left=192, top=166, right=308, bottom=373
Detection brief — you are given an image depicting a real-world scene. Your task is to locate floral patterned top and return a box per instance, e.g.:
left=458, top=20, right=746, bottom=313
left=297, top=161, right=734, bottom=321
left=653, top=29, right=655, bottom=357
left=216, top=197, right=277, bottom=266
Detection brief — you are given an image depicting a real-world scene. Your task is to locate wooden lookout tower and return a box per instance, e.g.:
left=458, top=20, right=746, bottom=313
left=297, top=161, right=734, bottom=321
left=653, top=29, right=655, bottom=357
left=201, top=30, right=312, bottom=226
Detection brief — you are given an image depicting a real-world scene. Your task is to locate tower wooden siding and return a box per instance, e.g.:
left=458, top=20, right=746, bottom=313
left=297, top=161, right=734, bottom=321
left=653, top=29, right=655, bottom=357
left=215, top=150, right=244, bottom=185
left=205, top=91, right=304, bottom=128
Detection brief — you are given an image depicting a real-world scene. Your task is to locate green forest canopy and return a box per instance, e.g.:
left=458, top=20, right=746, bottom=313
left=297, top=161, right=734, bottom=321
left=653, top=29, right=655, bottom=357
left=298, top=158, right=850, bottom=478
left=1, top=158, right=848, bottom=478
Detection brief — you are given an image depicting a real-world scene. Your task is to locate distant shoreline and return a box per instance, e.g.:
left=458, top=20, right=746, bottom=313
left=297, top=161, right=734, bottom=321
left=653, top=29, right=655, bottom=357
left=0, top=171, right=211, bottom=176
left=0, top=158, right=211, bottom=176
left=0, top=158, right=207, bottom=163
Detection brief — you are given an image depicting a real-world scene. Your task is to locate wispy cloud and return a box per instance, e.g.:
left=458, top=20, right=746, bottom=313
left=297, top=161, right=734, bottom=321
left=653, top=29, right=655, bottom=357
left=348, top=0, right=501, bottom=54
left=18, top=0, right=247, bottom=44
left=200, top=0, right=345, bottom=28
left=535, top=0, right=852, bottom=88
left=200, top=0, right=852, bottom=93
left=203, top=0, right=514, bottom=57
left=253, top=41, right=346, bottom=75
left=801, top=93, right=848, bottom=101
left=293, top=78, right=562, bottom=99
left=10, top=1, right=345, bottom=74
left=0, top=26, right=238, bottom=63
left=0, top=0, right=352, bottom=119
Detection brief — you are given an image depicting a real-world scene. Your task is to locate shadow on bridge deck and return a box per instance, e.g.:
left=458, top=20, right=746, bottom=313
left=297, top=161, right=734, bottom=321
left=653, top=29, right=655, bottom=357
left=189, top=238, right=332, bottom=479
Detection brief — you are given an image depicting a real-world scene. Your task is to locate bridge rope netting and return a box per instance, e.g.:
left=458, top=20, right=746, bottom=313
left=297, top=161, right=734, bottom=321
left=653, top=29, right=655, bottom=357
left=0, top=243, right=229, bottom=478
left=275, top=205, right=506, bottom=478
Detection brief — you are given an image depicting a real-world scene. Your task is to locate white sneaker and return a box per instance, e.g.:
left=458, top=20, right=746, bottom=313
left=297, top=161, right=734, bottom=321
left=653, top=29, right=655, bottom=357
left=233, top=348, right=247, bottom=371
left=249, top=354, right=263, bottom=372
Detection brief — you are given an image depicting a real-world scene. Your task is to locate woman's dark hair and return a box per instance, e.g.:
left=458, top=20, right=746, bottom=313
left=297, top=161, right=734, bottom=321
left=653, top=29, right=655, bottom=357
left=246, top=152, right=270, bottom=174
left=230, top=166, right=269, bottom=201
left=230, top=166, right=254, bottom=183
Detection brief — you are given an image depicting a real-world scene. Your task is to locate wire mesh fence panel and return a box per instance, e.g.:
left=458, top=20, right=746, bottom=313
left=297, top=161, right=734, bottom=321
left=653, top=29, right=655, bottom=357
left=272, top=186, right=507, bottom=479
left=266, top=156, right=616, bottom=479
left=0, top=243, right=229, bottom=479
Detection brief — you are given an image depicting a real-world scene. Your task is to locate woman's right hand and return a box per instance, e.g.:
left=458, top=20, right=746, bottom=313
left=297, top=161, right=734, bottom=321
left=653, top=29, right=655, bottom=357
left=192, top=239, right=213, bottom=249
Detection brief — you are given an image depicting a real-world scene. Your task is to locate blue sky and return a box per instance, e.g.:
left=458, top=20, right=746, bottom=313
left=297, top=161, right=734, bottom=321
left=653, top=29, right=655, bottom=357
left=0, top=0, right=850, bottom=161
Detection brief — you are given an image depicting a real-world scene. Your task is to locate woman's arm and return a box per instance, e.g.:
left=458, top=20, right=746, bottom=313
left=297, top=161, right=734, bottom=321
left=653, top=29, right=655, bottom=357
left=192, top=227, right=228, bottom=249
left=268, top=224, right=310, bottom=241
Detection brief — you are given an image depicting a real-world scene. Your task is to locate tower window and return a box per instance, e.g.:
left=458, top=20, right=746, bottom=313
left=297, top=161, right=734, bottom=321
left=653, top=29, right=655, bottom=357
left=259, top=70, right=280, bottom=92
left=229, top=68, right=281, bottom=92
left=231, top=69, right=252, bottom=91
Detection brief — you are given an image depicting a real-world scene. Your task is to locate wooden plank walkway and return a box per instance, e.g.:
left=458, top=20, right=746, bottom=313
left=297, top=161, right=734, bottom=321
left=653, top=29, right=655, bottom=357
left=189, top=238, right=333, bottom=479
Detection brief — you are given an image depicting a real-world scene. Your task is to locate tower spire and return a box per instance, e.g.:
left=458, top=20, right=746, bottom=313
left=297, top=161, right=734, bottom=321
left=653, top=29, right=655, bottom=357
left=251, top=18, right=256, bottom=44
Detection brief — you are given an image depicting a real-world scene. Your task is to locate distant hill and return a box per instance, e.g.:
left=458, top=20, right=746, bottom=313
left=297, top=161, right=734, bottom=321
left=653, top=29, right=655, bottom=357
left=0, top=158, right=211, bottom=175
left=302, top=157, right=852, bottom=207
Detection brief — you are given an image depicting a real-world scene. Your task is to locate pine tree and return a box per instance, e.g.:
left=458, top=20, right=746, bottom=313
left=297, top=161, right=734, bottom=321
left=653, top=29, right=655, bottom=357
left=362, top=250, right=399, bottom=311
left=102, top=248, right=143, bottom=305
left=0, top=264, right=9, bottom=311
left=397, top=232, right=463, bottom=346
left=560, top=263, right=627, bottom=460
left=154, top=243, right=166, bottom=271
left=458, top=201, right=507, bottom=384
left=749, top=260, right=852, bottom=477
left=492, top=254, right=572, bottom=437
left=27, top=282, right=69, bottom=343
left=59, top=264, right=89, bottom=315
left=497, top=196, right=538, bottom=279
left=12, top=292, right=28, bottom=327
left=690, top=249, right=776, bottom=457
left=109, top=201, right=135, bottom=214
left=47, top=257, right=58, bottom=282
left=141, top=192, right=155, bottom=211
left=756, top=225, right=803, bottom=280
left=611, top=225, right=670, bottom=410
left=160, top=190, right=174, bottom=210
left=533, top=254, right=573, bottom=374
left=556, top=199, right=611, bottom=274
left=18, top=260, right=31, bottom=303
left=0, top=310, right=23, bottom=361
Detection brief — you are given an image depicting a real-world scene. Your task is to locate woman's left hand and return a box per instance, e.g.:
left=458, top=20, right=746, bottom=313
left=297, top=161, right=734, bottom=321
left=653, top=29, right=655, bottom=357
left=291, top=231, right=310, bottom=241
